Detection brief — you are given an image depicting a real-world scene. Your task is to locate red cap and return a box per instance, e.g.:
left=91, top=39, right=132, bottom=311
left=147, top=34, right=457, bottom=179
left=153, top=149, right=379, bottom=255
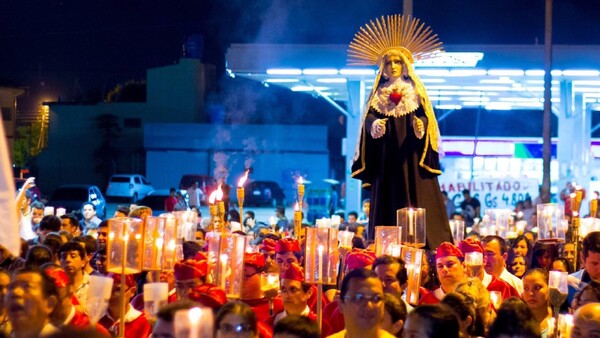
left=259, top=238, right=277, bottom=252
left=44, top=266, right=70, bottom=288
left=188, top=284, right=227, bottom=310
left=346, top=248, right=376, bottom=270
left=281, top=263, right=304, bottom=282
left=244, top=252, right=266, bottom=269
left=174, top=257, right=208, bottom=281
left=107, top=273, right=136, bottom=289
left=458, top=238, right=484, bottom=255
left=194, top=251, right=208, bottom=261
left=275, top=238, right=301, bottom=254
left=435, top=242, right=464, bottom=261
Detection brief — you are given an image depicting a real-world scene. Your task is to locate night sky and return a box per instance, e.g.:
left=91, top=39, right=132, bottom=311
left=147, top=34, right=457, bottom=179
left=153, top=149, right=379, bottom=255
left=1, top=0, right=599, bottom=112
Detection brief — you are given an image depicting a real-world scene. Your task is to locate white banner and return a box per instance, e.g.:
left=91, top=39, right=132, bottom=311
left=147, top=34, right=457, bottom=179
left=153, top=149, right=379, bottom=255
left=439, top=178, right=539, bottom=211
left=0, top=122, right=19, bottom=256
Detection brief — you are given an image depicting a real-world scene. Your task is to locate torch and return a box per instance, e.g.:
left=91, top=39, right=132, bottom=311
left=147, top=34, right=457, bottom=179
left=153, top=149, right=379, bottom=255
left=293, top=202, right=302, bottom=239
left=208, top=190, right=218, bottom=232
left=571, top=188, right=584, bottom=270
left=215, top=185, right=225, bottom=233
left=297, top=177, right=305, bottom=211
left=237, top=170, right=249, bottom=231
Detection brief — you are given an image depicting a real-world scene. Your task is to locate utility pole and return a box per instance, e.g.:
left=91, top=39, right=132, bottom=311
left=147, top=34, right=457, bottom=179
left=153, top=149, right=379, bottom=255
left=403, top=0, right=413, bottom=16
left=542, top=0, right=553, bottom=203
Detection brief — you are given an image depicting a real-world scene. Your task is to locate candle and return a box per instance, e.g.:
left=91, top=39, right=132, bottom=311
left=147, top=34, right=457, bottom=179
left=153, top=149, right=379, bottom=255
left=387, top=243, right=401, bottom=257
left=490, top=291, right=502, bottom=309
left=317, top=245, right=324, bottom=283
left=293, top=203, right=302, bottom=239
left=220, top=254, right=228, bottom=291
left=316, top=218, right=331, bottom=228
left=331, top=215, right=341, bottom=227
left=44, top=206, right=54, bottom=216
left=188, top=307, right=202, bottom=338
left=56, top=207, right=66, bottom=217
left=408, top=209, right=414, bottom=237
left=338, top=230, right=354, bottom=249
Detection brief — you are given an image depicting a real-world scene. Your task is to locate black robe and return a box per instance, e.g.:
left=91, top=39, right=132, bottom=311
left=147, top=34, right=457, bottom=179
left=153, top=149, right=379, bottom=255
left=351, top=105, right=452, bottom=249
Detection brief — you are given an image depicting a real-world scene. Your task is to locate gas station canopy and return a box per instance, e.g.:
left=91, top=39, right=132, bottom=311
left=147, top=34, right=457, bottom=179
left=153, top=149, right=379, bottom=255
left=226, top=44, right=600, bottom=112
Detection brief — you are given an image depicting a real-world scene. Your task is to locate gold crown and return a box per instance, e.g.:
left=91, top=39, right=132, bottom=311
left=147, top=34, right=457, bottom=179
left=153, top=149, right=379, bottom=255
left=348, top=14, right=443, bottom=66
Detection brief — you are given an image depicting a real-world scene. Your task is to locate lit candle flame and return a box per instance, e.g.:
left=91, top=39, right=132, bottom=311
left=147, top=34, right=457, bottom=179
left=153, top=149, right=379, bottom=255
left=238, top=170, right=249, bottom=188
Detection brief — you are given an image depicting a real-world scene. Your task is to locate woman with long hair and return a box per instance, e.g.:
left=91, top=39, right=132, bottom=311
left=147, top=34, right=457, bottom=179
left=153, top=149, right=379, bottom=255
left=521, top=269, right=552, bottom=336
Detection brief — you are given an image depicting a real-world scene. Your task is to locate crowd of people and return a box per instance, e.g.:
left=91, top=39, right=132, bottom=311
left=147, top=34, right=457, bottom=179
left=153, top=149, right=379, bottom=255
left=0, top=178, right=597, bottom=338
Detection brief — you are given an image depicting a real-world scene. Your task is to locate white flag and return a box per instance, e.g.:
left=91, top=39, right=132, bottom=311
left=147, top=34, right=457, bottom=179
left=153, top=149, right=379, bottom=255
left=0, top=122, right=19, bottom=256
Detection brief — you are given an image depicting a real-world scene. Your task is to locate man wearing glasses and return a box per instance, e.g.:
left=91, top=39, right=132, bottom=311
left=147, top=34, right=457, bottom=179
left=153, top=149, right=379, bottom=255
left=327, top=268, right=395, bottom=338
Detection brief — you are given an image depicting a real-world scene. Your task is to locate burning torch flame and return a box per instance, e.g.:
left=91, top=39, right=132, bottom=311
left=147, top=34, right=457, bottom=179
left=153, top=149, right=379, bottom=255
left=209, top=190, right=219, bottom=204
left=294, top=202, right=299, bottom=211
left=298, top=176, right=303, bottom=185
left=238, top=170, right=249, bottom=188
left=216, top=184, right=223, bottom=201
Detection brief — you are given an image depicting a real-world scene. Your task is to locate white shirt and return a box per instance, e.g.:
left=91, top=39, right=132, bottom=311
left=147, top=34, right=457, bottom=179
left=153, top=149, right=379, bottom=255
left=499, top=268, right=523, bottom=295
left=187, top=187, right=201, bottom=207
left=74, top=272, right=90, bottom=312
left=273, top=305, right=310, bottom=325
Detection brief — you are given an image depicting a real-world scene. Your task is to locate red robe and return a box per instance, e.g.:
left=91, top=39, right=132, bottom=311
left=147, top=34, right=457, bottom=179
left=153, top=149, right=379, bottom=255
left=64, top=308, right=111, bottom=336
left=99, top=307, right=152, bottom=338
left=485, top=274, right=520, bottom=300
left=307, top=285, right=330, bottom=313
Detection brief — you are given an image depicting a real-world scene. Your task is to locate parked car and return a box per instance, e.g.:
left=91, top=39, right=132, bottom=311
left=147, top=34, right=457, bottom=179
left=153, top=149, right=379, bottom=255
left=106, top=174, right=154, bottom=203
left=14, top=178, right=43, bottom=202
left=138, top=189, right=171, bottom=216
left=47, top=184, right=107, bottom=219
left=178, top=174, right=213, bottom=205
left=244, top=181, right=286, bottom=207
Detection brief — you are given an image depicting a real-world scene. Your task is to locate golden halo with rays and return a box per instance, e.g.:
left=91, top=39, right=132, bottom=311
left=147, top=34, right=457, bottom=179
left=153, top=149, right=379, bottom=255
left=348, top=14, right=443, bottom=66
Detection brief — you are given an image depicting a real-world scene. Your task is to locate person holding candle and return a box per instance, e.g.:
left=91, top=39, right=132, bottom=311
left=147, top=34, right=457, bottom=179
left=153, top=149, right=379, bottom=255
left=274, top=238, right=303, bottom=273
left=99, top=273, right=152, bottom=338
left=260, top=238, right=279, bottom=274
left=348, top=14, right=452, bottom=248
left=187, top=283, right=227, bottom=310
left=482, top=235, right=524, bottom=295
left=58, top=242, right=90, bottom=313
left=419, top=242, right=467, bottom=304
left=43, top=265, right=110, bottom=335
left=241, top=252, right=283, bottom=323
left=458, top=239, right=520, bottom=301
left=267, top=263, right=317, bottom=327
left=345, top=248, right=377, bottom=272
left=173, top=252, right=208, bottom=300
left=520, top=269, right=552, bottom=337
